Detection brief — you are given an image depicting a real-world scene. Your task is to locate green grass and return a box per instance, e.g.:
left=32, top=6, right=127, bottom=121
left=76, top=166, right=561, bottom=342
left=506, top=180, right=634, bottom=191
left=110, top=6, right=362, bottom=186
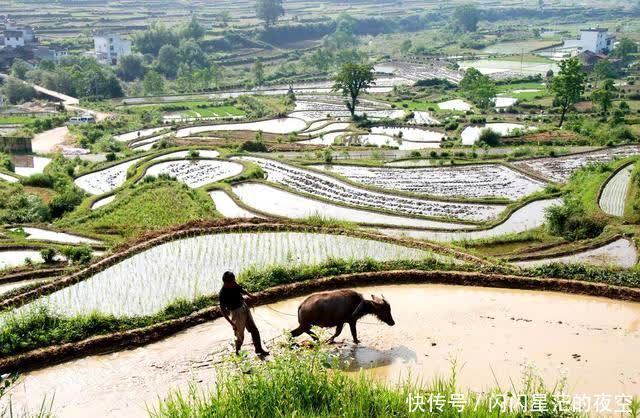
left=149, top=344, right=585, bottom=418
left=0, top=116, right=45, bottom=125
left=56, top=180, right=219, bottom=239
left=120, top=101, right=246, bottom=118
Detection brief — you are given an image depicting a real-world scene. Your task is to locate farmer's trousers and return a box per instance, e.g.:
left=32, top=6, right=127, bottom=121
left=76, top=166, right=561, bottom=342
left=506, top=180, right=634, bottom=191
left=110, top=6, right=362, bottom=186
left=230, top=303, right=264, bottom=353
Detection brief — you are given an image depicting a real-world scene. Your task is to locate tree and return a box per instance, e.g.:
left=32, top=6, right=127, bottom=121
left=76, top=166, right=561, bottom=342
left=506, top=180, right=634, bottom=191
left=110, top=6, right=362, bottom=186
left=143, top=70, right=164, bottom=95
left=611, top=38, right=638, bottom=63
left=134, top=23, right=179, bottom=56
left=157, top=44, right=180, bottom=78
left=592, top=60, right=616, bottom=88
left=252, top=59, right=265, bottom=86
left=255, top=0, right=284, bottom=29
left=453, top=4, right=480, bottom=33
left=459, top=67, right=496, bottom=109
left=2, top=78, right=36, bottom=104
left=181, top=15, right=205, bottom=39
left=332, top=62, right=375, bottom=117
left=179, top=39, right=207, bottom=68
left=10, top=59, right=31, bottom=80
left=551, top=57, right=586, bottom=127
left=116, top=54, right=146, bottom=81
left=591, top=79, right=615, bottom=113
left=400, top=39, right=413, bottom=55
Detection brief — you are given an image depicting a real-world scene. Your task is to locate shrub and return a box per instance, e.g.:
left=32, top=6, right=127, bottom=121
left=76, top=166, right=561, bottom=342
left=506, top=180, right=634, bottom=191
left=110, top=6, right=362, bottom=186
left=478, top=129, right=500, bottom=146
left=61, top=246, right=93, bottom=265
left=105, top=152, right=117, bottom=162
left=239, top=141, right=268, bottom=152
left=187, top=149, right=200, bottom=159
left=39, top=248, right=57, bottom=264
left=545, top=199, right=606, bottom=241
left=22, top=173, right=54, bottom=188
left=49, top=187, right=85, bottom=218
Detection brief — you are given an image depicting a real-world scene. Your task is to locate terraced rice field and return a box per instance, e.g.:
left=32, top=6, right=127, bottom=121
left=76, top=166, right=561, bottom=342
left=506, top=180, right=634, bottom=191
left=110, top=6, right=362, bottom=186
left=0, top=250, right=45, bottom=269
left=232, top=183, right=468, bottom=229
left=144, top=160, right=243, bottom=188
left=291, top=109, right=405, bottom=122
left=91, top=195, right=115, bottom=210
left=10, top=283, right=640, bottom=418
left=599, top=165, right=634, bottom=216
left=175, top=117, right=307, bottom=137
left=130, top=132, right=174, bottom=150
left=114, top=127, right=167, bottom=142
left=461, top=123, right=533, bottom=146
left=149, top=150, right=220, bottom=161
left=377, top=198, right=561, bottom=242
left=17, top=232, right=440, bottom=317
left=74, top=158, right=143, bottom=195
left=438, top=99, right=471, bottom=111
left=412, top=111, right=440, bottom=125
left=514, top=239, right=638, bottom=269
left=12, top=156, right=51, bottom=177
left=312, top=164, right=546, bottom=200
left=238, top=157, right=506, bottom=222
left=370, top=127, right=444, bottom=144
left=513, top=146, right=640, bottom=183
left=10, top=227, right=99, bottom=244
left=209, top=190, right=259, bottom=218
left=302, top=122, right=350, bottom=136
left=0, top=173, right=19, bottom=183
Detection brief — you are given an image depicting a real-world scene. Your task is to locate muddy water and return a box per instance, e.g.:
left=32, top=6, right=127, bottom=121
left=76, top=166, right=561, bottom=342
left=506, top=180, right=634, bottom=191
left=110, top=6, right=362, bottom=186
left=6, top=284, right=640, bottom=417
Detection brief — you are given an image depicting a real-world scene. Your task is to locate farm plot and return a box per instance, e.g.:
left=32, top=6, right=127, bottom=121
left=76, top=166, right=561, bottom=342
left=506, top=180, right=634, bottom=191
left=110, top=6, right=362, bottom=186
left=175, top=117, right=307, bottom=137
left=412, top=111, right=440, bottom=125
left=74, top=158, right=143, bottom=195
left=0, top=250, right=46, bottom=269
left=237, top=157, right=506, bottom=222
left=91, top=195, right=115, bottom=210
left=144, top=160, right=243, bottom=188
left=377, top=198, right=561, bottom=242
left=370, top=127, right=444, bottom=144
left=232, top=183, right=469, bottom=229
left=599, top=165, right=634, bottom=217
left=18, top=232, right=441, bottom=317
left=514, top=239, right=638, bottom=269
left=0, top=173, right=19, bottom=183
left=291, top=109, right=405, bottom=122
left=209, top=190, right=259, bottom=218
left=513, top=146, right=640, bottom=183
left=10, top=227, right=99, bottom=244
left=114, top=127, right=167, bottom=142
left=12, top=156, right=51, bottom=177
left=302, top=122, right=351, bottom=136
left=149, top=149, right=220, bottom=161
left=130, top=132, right=174, bottom=150
left=312, top=164, right=546, bottom=200
left=461, top=123, right=535, bottom=146
left=299, top=131, right=349, bottom=145
left=438, top=99, right=471, bottom=111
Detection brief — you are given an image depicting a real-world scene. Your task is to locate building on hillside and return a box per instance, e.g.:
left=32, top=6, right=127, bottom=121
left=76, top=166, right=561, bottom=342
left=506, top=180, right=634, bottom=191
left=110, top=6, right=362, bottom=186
left=3, top=30, right=24, bottom=48
left=578, top=28, right=615, bottom=54
left=33, top=46, right=69, bottom=64
left=93, top=32, right=131, bottom=65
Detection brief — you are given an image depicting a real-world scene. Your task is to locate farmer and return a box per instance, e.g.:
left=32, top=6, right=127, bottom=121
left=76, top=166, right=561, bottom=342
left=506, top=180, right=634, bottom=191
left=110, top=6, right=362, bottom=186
left=219, top=271, right=269, bottom=356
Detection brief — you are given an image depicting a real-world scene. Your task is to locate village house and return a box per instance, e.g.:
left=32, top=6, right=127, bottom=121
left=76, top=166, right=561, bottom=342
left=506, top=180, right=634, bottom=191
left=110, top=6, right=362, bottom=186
left=93, top=32, right=132, bottom=65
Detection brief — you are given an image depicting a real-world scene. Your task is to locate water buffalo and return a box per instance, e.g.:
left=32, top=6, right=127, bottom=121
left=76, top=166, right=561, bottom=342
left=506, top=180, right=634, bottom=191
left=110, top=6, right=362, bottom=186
left=290, top=289, right=395, bottom=344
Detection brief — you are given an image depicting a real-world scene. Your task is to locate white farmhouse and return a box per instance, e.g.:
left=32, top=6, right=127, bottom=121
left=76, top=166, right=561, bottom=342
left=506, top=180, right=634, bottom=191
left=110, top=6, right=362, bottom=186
left=578, top=28, right=615, bottom=54
left=93, top=32, right=131, bottom=65
left=3, top=30, right=24, bottom=48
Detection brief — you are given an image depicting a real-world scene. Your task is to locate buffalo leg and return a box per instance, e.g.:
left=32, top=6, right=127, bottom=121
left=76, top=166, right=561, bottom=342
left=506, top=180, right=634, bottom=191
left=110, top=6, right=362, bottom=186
left=290, top=325, right=307, bottom=338
left=349, top=321, right=360, bottom=344
left=328, top=323, right=344, bottom=344
left=305, top=329, right=319, bottom=341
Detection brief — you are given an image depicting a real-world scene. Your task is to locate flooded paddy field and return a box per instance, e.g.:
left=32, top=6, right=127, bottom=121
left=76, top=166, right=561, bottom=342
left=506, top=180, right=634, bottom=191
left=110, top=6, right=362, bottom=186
left=14, top=232, right=440, bottom=317
left=143, top=160, right=243, bottom=188
left=238, top=157, right=506, bottom=222
left=7, top=283, right=639, bottom=418
left=74, top=158, right=143, bottom=195
left=513, top=146, right=640, bottom=183
left=312, top=164, right=546, bottom=200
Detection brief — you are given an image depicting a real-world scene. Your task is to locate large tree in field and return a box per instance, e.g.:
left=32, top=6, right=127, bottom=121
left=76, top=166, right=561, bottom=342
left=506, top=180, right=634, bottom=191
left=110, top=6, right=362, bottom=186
left=255, top=0, right=284, bottom=29
left=332, top=62, right=375, bottom=118
left=459, top=67, right=496, bottom=109
left=453, top=4, right=480, bottom=33
left=551, top=57, right=586, bottom=127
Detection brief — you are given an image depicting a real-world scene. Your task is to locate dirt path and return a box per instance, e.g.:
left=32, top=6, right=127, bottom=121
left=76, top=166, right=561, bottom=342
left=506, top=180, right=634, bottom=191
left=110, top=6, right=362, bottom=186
left=31, top=126, right=70, bottom=154
left=4, top=283, right=639, bottom=417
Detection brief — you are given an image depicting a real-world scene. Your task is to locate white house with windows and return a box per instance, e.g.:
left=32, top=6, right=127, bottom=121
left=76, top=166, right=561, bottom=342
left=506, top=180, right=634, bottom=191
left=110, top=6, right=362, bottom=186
left=93, top=33, right=131, bottom=65
left=578, top=28, right=615, bottom=54
left=3, top=30, right=24, bottom=48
